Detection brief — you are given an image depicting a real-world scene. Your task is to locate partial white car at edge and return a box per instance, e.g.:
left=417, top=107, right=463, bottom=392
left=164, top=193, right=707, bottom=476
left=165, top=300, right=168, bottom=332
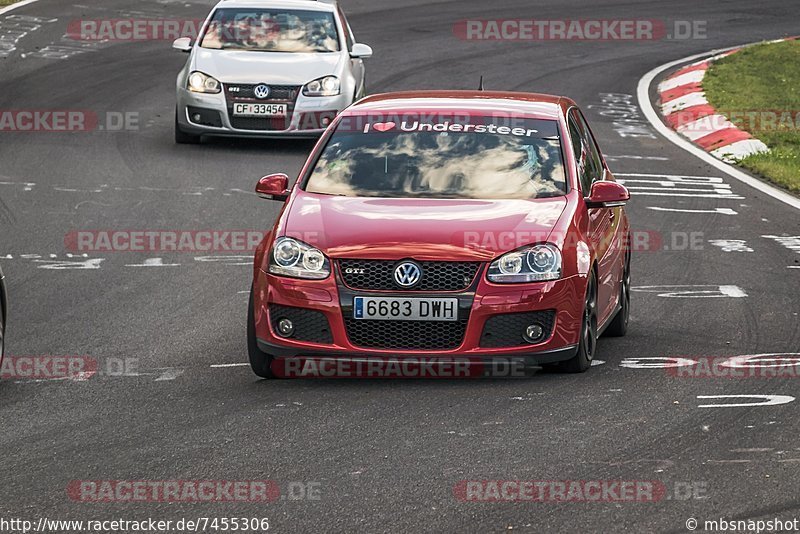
left=173, top=0, right=372, bottom=143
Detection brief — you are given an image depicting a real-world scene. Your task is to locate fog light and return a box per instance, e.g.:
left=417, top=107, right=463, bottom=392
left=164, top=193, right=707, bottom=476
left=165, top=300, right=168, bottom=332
left=277, top=318, right=294, bottom=337
left=192, top=113, right=202, bottom=122
left=523, top=323, right=544, bottom=343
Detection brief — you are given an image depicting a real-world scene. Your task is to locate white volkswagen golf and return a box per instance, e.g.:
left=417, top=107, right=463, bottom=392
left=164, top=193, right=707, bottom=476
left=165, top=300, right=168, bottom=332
left=173, top=0, right=372, bottom=143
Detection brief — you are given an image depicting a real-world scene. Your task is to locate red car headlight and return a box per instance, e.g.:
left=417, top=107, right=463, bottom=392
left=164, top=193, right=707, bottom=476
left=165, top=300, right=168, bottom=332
left=268, top=237, right=331, bottom=280
left=487, top=243, right=562, bottom=283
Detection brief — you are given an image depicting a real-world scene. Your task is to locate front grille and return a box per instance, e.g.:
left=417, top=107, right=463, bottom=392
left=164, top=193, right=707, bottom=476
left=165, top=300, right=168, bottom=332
left=223, top=84, right=300, bottom=131
left=480, top=310, right=557, bottom=348
left=343, top=317, right=469, bottom=350
left=269, top=304, right=333, bottom=344
left=225, top=84, right=299, bottom=100
left=339, top=260, right=481, bottom=291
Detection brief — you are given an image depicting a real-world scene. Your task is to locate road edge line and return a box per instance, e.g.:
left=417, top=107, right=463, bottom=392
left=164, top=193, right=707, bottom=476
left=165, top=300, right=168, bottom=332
left=637, top=44, right=800, bottom=212
left=0, top=0, right=41, bottom=17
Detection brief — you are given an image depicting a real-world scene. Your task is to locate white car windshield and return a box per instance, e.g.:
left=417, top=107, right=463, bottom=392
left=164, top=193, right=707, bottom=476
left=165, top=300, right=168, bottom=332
left=200, top=8, right=340, bottom=53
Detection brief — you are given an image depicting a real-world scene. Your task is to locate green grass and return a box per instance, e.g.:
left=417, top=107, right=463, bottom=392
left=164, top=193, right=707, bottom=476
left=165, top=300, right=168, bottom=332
left=0, top=0, right=21, bottom=6
left=703, top=39, right=800, bottom=194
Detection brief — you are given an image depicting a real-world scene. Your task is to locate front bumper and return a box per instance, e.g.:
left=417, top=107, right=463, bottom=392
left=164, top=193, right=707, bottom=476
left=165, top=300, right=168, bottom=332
left=176, top=87, right=351, bottom=138
left=252, top=265, right=586, bottom=365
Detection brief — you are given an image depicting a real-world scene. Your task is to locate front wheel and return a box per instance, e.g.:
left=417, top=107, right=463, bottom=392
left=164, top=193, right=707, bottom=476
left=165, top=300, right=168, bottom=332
left=558, top=273, right=598, bottom=373
left=174, top=109, right=201, bottom=144
left=247, top=288, right=276, bottom=379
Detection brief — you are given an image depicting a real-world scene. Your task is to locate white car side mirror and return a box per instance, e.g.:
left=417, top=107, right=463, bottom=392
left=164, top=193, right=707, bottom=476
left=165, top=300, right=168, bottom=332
left=350, top=43, right=373, bottom=59
left=172, top=37, right=192, bottom=53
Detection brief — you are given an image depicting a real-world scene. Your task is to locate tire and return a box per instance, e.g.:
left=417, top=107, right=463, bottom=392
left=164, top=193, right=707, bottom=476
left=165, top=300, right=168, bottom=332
left=605, top=249, right=631, bottom=337
left=558, top=272, right=598, bottom=373
left=247, top=288, right=276, bottom=379
left=174, top=110, right=201, bottom=144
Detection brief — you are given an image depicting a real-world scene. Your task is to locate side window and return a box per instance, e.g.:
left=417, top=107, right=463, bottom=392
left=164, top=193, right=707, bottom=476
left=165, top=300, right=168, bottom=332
left=337, top=8, right=354, bottom=51
left=567, top=111, right=592, bottom=195
left=576, top=110, right=604, bottom=184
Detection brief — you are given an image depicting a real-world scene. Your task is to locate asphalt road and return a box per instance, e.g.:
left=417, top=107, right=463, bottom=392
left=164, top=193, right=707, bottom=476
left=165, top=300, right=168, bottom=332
left=1, top=0, right=799, bottom=532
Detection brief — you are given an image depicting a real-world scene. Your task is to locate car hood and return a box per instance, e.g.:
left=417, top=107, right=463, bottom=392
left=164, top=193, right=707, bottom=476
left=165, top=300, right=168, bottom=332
left=192, top=49, right=344, bottom=85
left=281, top=192, right=568, bottom=261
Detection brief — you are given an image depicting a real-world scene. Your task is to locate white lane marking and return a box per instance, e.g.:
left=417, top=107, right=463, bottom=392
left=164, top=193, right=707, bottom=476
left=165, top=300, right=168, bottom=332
left=762, top=235, right=800, bottom=254
left=589, top=93, right=657, bottom=139
left=647, top=206, right=738, bottom=215
left=590, top=360, right=605, bottom=366
left=33, top=258, right=104, bottom=270
left=616, top=173, right=744, bottom=199
left=125, top=257, right=181, bottom=267
left=722, top=354, right=800, bottom=369
left=789, top=266, right=800, bottom=269
left=638, top=45, right=800, bottom=211
left=697, top=395, right=795, bottom=408
left=194, top=255, right=252, bottom=266
left=0, top=13, right=54, bottom=58
left=708, top=240, right=753, bottom=252
left=657, top=70, right=706, bottom=92
left=0, top=0, right=41, bottom=16
left=632, top=285, right=747, bottom=298
left=154, top=368, right=184, bottom=381
left=210, top=363, right=249, bottom=368
left=631, top=192, right=744, bottom=198
left=619, top=357, right=696, bottom=369
left=0, top=180, right=36, bottom=191
left=605, top=154, right=669, bottom=161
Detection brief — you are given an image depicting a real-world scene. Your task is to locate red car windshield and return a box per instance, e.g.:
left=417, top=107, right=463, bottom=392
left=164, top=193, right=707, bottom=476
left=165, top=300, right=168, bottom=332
left=305, top=115, right=567, bottom=199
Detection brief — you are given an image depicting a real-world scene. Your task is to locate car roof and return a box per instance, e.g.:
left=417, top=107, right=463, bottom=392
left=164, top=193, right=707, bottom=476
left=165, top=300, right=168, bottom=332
left=347, top=91, right=576, bottom=119
left=215, top=0, right=336, bottom=12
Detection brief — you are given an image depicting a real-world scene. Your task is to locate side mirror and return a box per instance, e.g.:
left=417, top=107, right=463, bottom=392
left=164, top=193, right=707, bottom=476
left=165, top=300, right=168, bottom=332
left=350, top=43, right=373, bottom=59
left=172, top=37, right=192, bottom=52
left=256, top=174, right=290, bottom=201
left=585, top=180, right=630, bottom=209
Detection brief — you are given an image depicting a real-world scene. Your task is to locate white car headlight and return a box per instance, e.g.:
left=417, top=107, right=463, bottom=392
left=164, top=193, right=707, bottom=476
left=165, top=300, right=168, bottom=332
left=302, top=76, right=340, bottom=97
left=187, top=71, right=221, bottom=94
left=487, top=244, right=562, bottom=283
left=269, top=237, right=330, bottom=280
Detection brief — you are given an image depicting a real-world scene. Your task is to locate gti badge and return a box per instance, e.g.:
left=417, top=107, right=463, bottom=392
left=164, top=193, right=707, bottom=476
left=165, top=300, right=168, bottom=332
left=254, top=84, right=271, bottom=99
left=394, top=262, right=422, bottom=288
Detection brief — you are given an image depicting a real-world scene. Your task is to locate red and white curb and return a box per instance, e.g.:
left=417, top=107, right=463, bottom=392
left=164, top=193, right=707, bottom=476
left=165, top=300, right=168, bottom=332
left=657, top=49, right=768, bottom=163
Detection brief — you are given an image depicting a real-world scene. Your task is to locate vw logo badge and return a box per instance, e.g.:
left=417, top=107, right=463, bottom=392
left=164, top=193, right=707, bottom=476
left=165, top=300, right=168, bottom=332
left=253, top=84, right=271, bottom=99
left=394, top=262, right=422, bottom=288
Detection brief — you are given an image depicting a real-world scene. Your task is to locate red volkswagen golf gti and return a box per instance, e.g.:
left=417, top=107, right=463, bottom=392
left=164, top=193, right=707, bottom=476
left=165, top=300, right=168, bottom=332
left=248, top=91, right=631, bottom=378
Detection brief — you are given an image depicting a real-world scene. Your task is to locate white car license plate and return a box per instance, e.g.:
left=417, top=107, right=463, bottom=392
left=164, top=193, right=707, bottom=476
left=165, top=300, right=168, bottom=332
left=354, top=297, right=458, bottom=321
left=232, top=103, right=287, bottom=117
